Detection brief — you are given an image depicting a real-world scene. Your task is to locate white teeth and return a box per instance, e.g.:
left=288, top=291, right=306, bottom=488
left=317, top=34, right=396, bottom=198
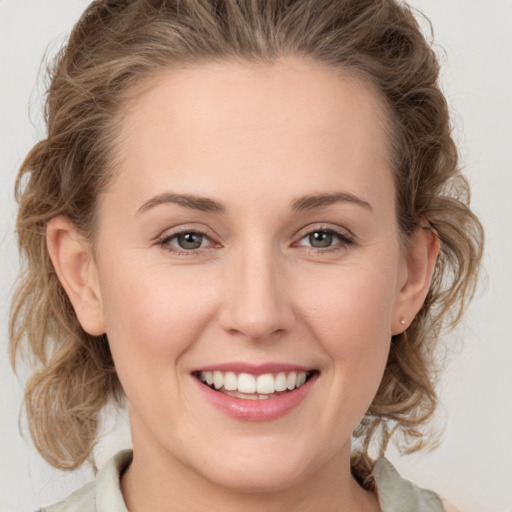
left=256, top=374, right=275, bottom=394
left=198, top=370, right=310, bottom=396
left=275, top=372, right=287, bottom=392
left=224, top=372, right=238, bottom=391
left=238, top=373, right=257, bottom=393
left=286, top=372, right=297, bottom=390
left=230, top=391, right=259, bottom=400
left=213, top=371, right=223, bottom=390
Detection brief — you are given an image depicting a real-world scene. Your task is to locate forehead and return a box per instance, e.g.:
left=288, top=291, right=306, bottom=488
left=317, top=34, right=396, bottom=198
left=108, top=57, right=393, bottom=212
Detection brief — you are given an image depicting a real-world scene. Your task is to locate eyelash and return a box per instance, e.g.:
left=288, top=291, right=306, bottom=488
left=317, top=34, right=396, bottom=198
left=294, top=227, right=354, bottom=253
left=157, top=228, right=214, bottom=256
left=156, top=226, right=354, bottom=255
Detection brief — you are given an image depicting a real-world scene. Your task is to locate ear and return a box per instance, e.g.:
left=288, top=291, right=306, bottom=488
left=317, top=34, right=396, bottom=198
left=391, top=225, right=440, bottom=335
left=46, top=216, right=106, bottom=336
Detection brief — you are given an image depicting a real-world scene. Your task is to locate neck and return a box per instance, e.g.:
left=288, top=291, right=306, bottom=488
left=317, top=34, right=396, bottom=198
left=121, top=439, right=379, bottom=512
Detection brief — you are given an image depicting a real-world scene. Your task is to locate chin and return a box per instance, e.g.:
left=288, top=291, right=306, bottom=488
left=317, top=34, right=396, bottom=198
left=201, top=458, right=312, bottom=494
left=180, top=433, right=330, bottom=494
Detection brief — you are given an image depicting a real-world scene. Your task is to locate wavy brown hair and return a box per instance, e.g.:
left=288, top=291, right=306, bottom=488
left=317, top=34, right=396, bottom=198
left=10, top=0, right=483, bottom=483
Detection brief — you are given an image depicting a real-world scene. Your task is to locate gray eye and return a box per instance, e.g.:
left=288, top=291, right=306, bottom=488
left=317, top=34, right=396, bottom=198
left=176, top=232, right=204, bottom=249
left=308, top=231, right=333, bottom=248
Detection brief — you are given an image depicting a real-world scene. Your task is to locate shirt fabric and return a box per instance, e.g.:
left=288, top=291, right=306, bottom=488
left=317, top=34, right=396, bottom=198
left=40, top=450, right=444, bottom=512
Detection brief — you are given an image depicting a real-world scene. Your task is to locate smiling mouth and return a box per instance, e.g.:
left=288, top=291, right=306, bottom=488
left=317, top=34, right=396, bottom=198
left=193, top=370, right=319, bottom=400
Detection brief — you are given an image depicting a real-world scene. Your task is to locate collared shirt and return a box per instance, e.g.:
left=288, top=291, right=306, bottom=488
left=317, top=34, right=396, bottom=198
left=40, top=450, right=444, bottom=512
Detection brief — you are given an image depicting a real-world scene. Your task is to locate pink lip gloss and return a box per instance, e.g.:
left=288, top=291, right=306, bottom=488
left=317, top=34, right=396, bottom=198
left=192, top=364, right=319, bottom=422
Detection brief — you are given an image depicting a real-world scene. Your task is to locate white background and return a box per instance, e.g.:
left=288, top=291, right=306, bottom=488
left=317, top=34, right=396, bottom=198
left=1, top=1, right=511, bottom=511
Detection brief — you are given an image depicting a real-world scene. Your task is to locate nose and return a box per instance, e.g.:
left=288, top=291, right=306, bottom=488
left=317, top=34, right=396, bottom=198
left=218, top=245, right=296, bottom=342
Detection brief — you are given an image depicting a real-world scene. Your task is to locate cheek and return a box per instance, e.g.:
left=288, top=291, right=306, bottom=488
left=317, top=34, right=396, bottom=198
left=98, top=259, right=219, bottom=379
left=296, top=257, right=398, bottom=344
left=292, top=258, right=398, bottom=403
left=311, top=287, right=392, bottom=382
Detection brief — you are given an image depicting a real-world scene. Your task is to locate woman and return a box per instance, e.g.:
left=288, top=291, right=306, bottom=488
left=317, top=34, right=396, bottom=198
left=9, top=0, right=483, bottom=510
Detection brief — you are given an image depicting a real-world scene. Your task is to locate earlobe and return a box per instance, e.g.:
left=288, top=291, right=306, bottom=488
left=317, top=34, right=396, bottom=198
left=392, top=226, right=440, bottom=335
left=46, top=216, right=106, bottom=336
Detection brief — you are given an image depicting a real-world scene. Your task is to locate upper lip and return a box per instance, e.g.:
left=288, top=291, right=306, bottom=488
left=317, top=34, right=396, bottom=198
left=192, top=362, right=317, bottom=375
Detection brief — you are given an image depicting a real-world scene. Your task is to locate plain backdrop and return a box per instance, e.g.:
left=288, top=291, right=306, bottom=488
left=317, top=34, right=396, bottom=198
left=1, top=1, right=511, bottom=511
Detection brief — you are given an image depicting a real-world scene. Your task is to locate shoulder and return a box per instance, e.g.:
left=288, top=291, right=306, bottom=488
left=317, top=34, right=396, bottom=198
left=38, top=481, right=96, bottom=512
left=373, top=458, right=445, bottom=512
left=39, top=450, right=132, bottom=512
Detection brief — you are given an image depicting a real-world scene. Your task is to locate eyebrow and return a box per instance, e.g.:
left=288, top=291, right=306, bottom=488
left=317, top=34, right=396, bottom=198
left=136, top=190, right=372, bottom=216
left=136, top=193, right=226, bottom=215
left=291, top=192, right=373, bottom=212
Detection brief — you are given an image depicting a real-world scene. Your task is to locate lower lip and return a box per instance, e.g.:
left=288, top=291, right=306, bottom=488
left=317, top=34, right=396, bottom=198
left=194, top=374, right=318, bottom=422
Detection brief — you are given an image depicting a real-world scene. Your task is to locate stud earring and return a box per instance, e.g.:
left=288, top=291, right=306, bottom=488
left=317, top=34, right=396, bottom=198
left=400, top=317, right=406, bottom=325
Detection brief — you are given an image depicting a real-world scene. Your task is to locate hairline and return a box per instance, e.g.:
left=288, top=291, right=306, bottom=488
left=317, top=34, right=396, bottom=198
left=88, top=54, right=401, bottom=244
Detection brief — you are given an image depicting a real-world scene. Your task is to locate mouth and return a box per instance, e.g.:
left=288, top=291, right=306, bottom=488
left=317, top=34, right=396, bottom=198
left=193, top=369, right=319, bottom=400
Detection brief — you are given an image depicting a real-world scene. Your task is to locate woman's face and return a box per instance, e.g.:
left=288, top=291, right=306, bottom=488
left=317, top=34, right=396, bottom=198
left=82, top=58, right=423, bottom=491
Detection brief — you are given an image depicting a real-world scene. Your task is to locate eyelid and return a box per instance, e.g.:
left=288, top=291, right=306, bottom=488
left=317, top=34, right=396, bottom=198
left=156, top=225, right=221, bottom=254
left=292, top=224, right=355, bottom=251
left=295, top=224, right=355, bottom=242
left=154, top=223, right=354, bottom=255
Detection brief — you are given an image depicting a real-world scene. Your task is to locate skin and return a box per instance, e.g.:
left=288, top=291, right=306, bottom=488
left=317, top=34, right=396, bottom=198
left=47, top=57, right=439, bottom=512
